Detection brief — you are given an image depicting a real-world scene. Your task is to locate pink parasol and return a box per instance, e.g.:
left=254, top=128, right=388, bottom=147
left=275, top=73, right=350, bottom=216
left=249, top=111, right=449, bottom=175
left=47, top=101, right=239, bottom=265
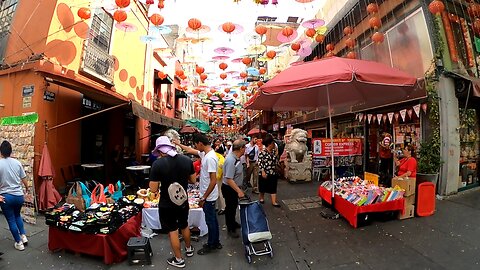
left=38, top=143, right=61, bottom=211
left=214, top=47, right=235, bottom=55
left=212, top=55, right=230, bottom=60
left=231, top=57, right=243, bottom=63
left=277, top=30, right=298, bottom=43
left=297, top=46, right=313, bottom=57
left=302, top=19, right=325, bottom=29
left=186, top=25, right=211, bottom=35
left=115, top=22, right=138, bottom=32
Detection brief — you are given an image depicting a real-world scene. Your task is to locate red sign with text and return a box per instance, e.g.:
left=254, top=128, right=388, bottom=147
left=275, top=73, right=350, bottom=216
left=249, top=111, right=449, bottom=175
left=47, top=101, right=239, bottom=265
left=312, top=138, right=363, bottom=157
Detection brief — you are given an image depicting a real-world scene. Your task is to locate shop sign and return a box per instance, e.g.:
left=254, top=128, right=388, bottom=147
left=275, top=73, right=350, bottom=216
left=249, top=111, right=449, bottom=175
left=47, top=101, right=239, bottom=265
left=43, top=90, right=55, bottom=102
left=82, top=97, right=103, bottom=111
left=22, top=85, right=34, bottom=97
left=22, top=97, right=32, bottom=108
left=312, top=138, right=362, bottom=157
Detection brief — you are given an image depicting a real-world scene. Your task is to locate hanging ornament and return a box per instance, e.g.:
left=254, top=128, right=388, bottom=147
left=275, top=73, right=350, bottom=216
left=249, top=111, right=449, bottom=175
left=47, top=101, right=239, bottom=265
left=196, top=66, right=205, bottom=74
left=326, top=51, right=336, bottom=57
left=315, top=34, right=325, bottom=44
left=240, top=72, right=248, bottom=78
left=188, top=18, right=202, bottom=31
left=372, top=32, right=385, bottom=44
left=407, top=109, right=413, bottom=119
left=259, top=67, right=267, bottom=74
left=377, top=114, right=383, bottom=124
left=468, top=3, right=480, bottom=18
left=305, top=28, right=316, bottom=38
left=175, top=69, right=184, bottom=77
left=219, top=62, right=228, bottom=70
left=367, top=114, right=373, bottom=124
left=257, top=81, right=264, bottom=87
left=358, top=113, right=364, bottom=122
left=387, top=112, right=394, bottom=123
left=150, top=14, right=164, bottom=26
left=241, top=85, right=247, bottom=91
left=266, top=50, right=276, bottom=59
left=369, top=17, right=382, bottom=29
left=428, top=0, right=445, bottom=16
left=255, top=25, right=268, bottom=36
left=394, top=112, right=400, bottom=121
left=343, top=26, right=353, bottom=36
left=291, top=43, right=301, bottom=52
left=158, top=0, right=164, bottom=9
left=220, top=73, right=227, bottom=80
left=77, top=7, right=91, bottom=20
left=382, top=115, right=387, bottom=123
left=115, top=0, right=131, bottom=8
left=367, top=3, right=379, bottom=14
left=421, top=103, right=428, bottom=113
left=224, top=88, right=231, bottom=93
left=233, top=93, right=238, bottom=98
left=222, top=22, right=236, bottom=34
left=325, top=43, right=335, bottom=51
left=113, top=10, right=127, bottom=23
left=413, top=104, right=421, bottom=117
left=399, top=109, right=407, bottom=122
left=242, top=57, right=252, bottom=65
left=200, top=73, right=208, bottom=82
left=281, top=27, right=294, bottom=38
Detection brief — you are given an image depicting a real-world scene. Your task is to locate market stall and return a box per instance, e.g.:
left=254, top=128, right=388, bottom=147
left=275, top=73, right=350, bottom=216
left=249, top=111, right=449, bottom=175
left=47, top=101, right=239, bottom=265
left=318, top=177, right=405, bottom=228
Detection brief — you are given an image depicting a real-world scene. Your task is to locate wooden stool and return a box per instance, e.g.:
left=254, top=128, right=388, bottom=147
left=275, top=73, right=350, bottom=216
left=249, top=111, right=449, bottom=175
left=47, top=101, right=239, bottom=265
left=127, top=237, right=152, bottom=265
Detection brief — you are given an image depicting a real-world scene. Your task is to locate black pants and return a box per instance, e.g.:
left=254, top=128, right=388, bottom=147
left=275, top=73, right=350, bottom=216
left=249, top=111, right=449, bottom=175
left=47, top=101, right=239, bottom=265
left=221, top=183, right=239, bottom=232
left=379, top=158, right=393, bottom=186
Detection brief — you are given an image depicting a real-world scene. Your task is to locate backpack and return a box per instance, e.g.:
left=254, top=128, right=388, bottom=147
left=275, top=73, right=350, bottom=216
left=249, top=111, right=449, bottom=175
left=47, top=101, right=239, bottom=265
left=248, top=146, right=256, bottom=160
left=168, top=182, right=187, bottom=206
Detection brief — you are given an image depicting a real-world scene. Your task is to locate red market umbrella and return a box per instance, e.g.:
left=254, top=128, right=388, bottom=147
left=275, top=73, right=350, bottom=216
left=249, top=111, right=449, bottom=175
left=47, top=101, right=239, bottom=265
left=245, top=56, right=424, bottom=199
left=179, top=125, right=199, bottom=134
left=247, top=128, right=267, bottom=136
left=38, top=143, right=61, bottom=211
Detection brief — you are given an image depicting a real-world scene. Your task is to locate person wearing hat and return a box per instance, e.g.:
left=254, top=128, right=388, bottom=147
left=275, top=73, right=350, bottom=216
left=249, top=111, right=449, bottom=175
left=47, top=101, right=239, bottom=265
left=149, top=136, right=196, bottom=268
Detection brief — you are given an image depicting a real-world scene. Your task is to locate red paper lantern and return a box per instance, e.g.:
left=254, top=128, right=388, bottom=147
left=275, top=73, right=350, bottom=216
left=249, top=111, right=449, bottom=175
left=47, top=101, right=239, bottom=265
left=188, top=18, right=202, bottom=31
left=367, top=3, right=379, bottom=14
left=113, top=10, right=127, bottom=23
left=326, top=43, right=335, bottom=51
left=240, top=72, right=248, bottom=78
left=219, top=93, right=225, bottom=98
left=175, top=69, right=184, bottom=77
left=305, top=28, right=316, bottom=38
left=257, top=81, right=264, bottom=87
left=369, top=17, right=382, bottom=29
left=345, top=38, right=356, bottom=49
left=259, top=67, right=267, bottom=75
left=200, top=73, right=208, bottom=82
left=222, top=22, right=236, bottom=34
left=233, top=93, right=238, bottom=98
left=157, top=71, right=167, bottom=79
left=346, top=51, right=356, bottom=59
left=158, top=0, right=164, bottom=9
left=315, top=34, right=325, bottom=44
left=326, top=51, right=336, bottom=57
left=220, top=73, right=227, bottom=80
left=242, top=57, right=252, bottom=65
left=246, top=92, right=252, bottom=97
left=429, top=0, right=445, bottom=16
left=196, top=66, right=205, bottom=74
left=115, top=0, right=130, bottom=8
left=266, top=50, right=276, bottom=59
left=77, top=7, right=91, bottom=20
left=255, top=25, right=268, bottom=36
left=207, top=92, right=213, bottom=97
left=224, top=88, right=231, bottom=93
left=372, top=32, right=385, bottom=44
left=219, top=62, right=228, bottom=70
left=291, top=43, right=301, bottom=52
left=150, top=14, right=164, bottom=26
left=241, top=85, right=247, bottom=91
left=343, top=26, right=353, bottom=36
left=180, top=74, right=187, bottom=80
left=281, top=27, right=294, bottom=37
left=210, top=88, right=216, bottom=93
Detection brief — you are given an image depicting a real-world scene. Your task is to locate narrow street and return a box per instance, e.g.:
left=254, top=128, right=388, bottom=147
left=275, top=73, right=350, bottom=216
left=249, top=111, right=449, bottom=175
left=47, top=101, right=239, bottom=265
left=1, top=180, right=479, bottom=270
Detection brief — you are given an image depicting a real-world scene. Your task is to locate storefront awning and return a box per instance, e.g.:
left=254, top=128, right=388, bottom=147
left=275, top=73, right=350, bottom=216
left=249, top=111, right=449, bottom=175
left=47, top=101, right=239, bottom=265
left=446, top=72, right=480, bottom=98
left=131, top=101, right=184, bottom=129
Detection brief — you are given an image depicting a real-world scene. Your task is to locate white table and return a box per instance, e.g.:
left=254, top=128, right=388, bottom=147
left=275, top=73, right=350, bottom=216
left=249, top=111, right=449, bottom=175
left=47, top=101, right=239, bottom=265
left=142, top=207, right=208, bottom=236
left=126, top=165, right=151, bottom=172
left=126, top=165, right=151, bottom=188
left=81, top=163, right=104, bottom=169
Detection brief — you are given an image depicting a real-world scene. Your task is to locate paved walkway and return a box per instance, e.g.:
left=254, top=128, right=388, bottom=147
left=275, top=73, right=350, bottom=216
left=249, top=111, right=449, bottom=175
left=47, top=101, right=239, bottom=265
left=1, top=180, right=479, bottom=269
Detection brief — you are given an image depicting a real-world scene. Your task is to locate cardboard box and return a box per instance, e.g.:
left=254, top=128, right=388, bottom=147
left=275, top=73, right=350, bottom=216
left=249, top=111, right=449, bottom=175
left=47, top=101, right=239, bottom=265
left=392, top=177, right=416, bottom=196
left=404, top=194, right=415, bottom=205
left=398, top=204, right=415, bottom=220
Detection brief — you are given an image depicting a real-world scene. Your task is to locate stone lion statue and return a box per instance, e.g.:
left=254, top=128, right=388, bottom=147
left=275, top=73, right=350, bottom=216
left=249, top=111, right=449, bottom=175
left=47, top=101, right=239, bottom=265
left=285, top=128, right=308, bottom=163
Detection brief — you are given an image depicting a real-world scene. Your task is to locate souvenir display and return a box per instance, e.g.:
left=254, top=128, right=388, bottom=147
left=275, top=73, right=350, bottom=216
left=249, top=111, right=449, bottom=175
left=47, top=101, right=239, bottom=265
left=187, top=183, right=201, bottom=209
left=321, top=176, right=405, bottom=206
left=45, top=195, right=142, bottom=234
left=0, top=123, right=36, bottom=224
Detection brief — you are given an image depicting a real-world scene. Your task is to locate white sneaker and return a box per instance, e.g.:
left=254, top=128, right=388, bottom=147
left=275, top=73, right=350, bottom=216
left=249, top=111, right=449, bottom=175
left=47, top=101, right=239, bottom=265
left=21, top=234, right=28, bottom=245
left=14, top=242, right=24, bottom=251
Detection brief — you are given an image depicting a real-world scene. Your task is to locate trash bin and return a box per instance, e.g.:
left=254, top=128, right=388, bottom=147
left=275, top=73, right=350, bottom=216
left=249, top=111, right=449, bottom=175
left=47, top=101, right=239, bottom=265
left=416, top=182, right=436, bottom=217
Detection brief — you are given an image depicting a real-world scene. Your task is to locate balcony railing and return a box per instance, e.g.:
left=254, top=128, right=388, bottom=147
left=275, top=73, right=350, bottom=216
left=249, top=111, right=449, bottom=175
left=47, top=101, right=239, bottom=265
left=79, top=38, right=115, bottom=85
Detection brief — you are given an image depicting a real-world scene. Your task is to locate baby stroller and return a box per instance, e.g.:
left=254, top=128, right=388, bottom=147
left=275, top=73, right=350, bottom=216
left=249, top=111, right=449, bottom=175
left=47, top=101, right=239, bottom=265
left=239, top=198, right=274, bottom=263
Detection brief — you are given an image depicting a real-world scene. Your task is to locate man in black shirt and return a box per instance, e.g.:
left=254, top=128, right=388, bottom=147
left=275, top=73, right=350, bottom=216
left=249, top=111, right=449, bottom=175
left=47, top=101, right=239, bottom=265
left=149, top=136, right=196, bottom=268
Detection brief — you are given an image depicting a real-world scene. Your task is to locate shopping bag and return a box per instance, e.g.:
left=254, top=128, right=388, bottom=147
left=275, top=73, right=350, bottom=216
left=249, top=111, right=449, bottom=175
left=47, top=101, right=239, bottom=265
left=104, top=181, right=124, bottom=202
left=65, top=182, right=85, bottom=211
left=78, top=181, right=92, bottom=208
left=91, top=184, right=114, bottom=204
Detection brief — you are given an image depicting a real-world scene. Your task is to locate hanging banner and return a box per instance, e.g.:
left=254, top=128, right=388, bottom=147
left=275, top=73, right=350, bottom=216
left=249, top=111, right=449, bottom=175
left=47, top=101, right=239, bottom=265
left=394, top=112, right=400, bottom=121
left=399, top=109, right=407, bottom=122
left=358, top=113, right=364, bottom=122
left=376, top=114, right=383, bottom=124
left=421, top=103, right=428, bottom=114
left=367, top=114, right=372, bottom=124
left=382, top=114, right=387, bottom=124
left=407, top=108, right=413, bottom=119
left=312, top=138, right=363, bottom=157
left=355, top=113, right=359, bottom=120
left=387, top=112, right=394, bottom=124
left=413, top=104, right=421, bottom=117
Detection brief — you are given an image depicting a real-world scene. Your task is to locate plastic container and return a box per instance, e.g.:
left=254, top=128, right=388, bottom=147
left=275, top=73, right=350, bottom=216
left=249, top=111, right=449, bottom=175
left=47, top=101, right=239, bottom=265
left=416, top=182, right=436, bottom=217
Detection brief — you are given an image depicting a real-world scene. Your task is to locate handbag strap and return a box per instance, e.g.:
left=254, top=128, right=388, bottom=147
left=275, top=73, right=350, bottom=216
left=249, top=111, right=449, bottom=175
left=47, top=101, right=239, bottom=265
left=79, top=182, right=91, bottom=196
left=91, top=184, right=106, bottom=202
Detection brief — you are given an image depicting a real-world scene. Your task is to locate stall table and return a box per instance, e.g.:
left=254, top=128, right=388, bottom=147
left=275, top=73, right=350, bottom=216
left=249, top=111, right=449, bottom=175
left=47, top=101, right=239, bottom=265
left=126, top=165, right=151, bottom=189
left=318, top=186, right=405, bottom=228
left=48, top=213, right=141, bottom=264
left=142, top=207, right=208, bottom=236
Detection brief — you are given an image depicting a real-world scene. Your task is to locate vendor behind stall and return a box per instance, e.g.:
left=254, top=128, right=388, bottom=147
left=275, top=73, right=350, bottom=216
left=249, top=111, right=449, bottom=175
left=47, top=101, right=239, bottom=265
left=393, top=145, right=417, bottom=179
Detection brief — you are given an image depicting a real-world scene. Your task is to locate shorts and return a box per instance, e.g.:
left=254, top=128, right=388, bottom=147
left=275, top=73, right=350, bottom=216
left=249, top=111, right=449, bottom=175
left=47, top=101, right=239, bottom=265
left=159, top=206, right=189, bottom=232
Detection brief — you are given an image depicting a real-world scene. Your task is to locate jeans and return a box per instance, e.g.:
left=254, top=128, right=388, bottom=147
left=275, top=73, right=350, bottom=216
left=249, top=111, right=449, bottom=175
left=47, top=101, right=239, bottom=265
left=221, top=184, right=239, bottom=232
left=203, top=200, right=220, bottom=246
left=0, top=194, right=26, bottom=243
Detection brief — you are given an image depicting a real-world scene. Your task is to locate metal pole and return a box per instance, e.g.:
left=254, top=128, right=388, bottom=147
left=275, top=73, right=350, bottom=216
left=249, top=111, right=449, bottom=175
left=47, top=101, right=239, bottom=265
left=327, top=86, right=335, bottom=200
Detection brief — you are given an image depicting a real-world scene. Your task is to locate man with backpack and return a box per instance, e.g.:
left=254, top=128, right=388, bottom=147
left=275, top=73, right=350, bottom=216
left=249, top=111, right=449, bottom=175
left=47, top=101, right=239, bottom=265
left=149, top=136, right=196, bottom=268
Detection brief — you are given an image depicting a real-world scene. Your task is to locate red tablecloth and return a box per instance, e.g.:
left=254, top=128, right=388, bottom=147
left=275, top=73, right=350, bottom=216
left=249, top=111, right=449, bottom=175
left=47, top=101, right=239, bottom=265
left=48, top=213, right=141, bottom=264
left=318, top=186, right=405, bottom=228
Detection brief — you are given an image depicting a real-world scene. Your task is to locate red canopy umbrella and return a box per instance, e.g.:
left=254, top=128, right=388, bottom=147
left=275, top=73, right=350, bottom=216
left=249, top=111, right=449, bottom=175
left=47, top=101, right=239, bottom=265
left=245, top=57, right=424, bottom=199
left=247, top=128, right=267, bottom=136
left=38, top=143, right=61, bottom=211
left=179, top=125, right=199, bottom=134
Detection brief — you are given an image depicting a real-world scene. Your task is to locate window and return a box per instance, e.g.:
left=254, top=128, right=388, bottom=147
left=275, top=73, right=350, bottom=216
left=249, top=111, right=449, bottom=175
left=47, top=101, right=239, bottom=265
left=0, top=0, right=19, bottom=62
left=89, top=8, right=113, bottom=52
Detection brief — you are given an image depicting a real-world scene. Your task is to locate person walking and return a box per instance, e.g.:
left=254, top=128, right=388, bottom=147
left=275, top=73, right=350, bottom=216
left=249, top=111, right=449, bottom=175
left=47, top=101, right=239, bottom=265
left=175, top=133, right=222, bottom=255
left=245, top=137, right=259, bottom=193
left=257, top=135, right=281, bottom=207
left=221, top=139, right=246, bottom=238
left=0, top=140, right=29, bottom=251
left=149, top=136, right=196, bottom=268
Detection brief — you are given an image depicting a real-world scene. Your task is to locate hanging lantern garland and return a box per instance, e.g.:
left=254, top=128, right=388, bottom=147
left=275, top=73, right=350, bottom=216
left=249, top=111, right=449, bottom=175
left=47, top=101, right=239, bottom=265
left=113, top=10, right=127, bottom=23
left=77, top=7, right=91, bottom=20
left=428, top=0, right=445, bottom=16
